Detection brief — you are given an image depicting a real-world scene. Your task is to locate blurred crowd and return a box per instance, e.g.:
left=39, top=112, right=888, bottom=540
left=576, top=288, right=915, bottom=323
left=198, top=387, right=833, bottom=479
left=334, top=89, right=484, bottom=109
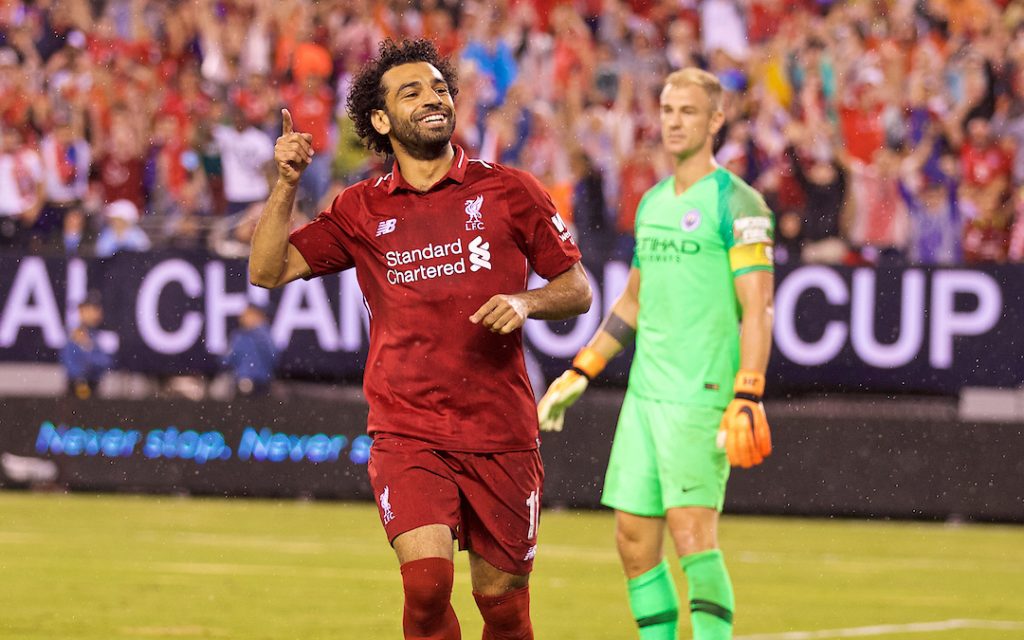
left=2, top=0, right=1024, bottom=265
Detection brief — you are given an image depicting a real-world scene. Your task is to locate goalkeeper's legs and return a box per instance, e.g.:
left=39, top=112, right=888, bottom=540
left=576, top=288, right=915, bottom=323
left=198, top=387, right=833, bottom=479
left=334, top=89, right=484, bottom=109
left=667, top=508, right=734, bottom=640
left=615, top=511, right=678, bottom=639
left=469, top=550, right=533, bottom=640
left=395, top=525, right=462, bottom=640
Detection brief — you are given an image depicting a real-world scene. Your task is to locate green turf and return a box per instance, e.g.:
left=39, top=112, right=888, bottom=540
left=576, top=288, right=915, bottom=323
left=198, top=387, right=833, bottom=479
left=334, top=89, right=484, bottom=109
left=0, top=492, right=1022, bottom=639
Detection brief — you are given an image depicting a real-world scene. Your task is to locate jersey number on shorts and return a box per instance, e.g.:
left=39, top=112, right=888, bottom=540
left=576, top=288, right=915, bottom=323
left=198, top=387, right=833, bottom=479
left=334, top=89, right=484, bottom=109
left=526, top=489, right=540, bottom=540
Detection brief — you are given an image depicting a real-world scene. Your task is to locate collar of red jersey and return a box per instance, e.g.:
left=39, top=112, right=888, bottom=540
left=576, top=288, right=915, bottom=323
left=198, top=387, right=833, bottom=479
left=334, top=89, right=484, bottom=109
left=387, top=145, right=468, bottom=194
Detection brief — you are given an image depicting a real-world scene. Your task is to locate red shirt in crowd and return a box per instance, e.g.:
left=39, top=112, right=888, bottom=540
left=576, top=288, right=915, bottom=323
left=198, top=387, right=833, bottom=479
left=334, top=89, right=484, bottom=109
left=97, top=153, right=146, bottom=209
left=289, top=146, right=581, bottom=452
left=960, top=143, right=1012, bottom=187
left=617, top=156, right=658, bottom=234
left=962, top=219, right=1009, bottom=263
left=158, top=89, right=213, bottom=138
left=282, top=83, right=334, bottom=153
left=747, top=0, right=791, bottom=43
left=839, top=103, right=886, bottom=164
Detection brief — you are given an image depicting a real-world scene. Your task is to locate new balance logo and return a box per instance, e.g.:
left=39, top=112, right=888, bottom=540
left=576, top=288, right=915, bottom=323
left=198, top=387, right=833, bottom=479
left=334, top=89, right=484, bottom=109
left=551, top=213, right=567, bottom=233
left=523, top=545, right=537, bottom=561
left=465, top=195, right=485, bottom=231
left=550, top=213, right=574, bottom=243
left=468, top=236, right=491, bottom=271
left=379, top=486, right=395, bottom=525
left=376, top=219, right=397, bottom=237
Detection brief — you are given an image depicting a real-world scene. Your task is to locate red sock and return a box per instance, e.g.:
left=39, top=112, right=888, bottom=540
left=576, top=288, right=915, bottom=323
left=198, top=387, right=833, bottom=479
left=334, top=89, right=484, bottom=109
left=400, top=557, right=461, bottom=640
left=473, top=586, right=533, bottom=640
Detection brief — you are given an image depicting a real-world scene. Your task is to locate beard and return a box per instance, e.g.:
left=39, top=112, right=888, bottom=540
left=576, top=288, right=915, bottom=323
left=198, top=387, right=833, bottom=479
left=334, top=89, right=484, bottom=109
left=388, top=105, right=457, bottom=160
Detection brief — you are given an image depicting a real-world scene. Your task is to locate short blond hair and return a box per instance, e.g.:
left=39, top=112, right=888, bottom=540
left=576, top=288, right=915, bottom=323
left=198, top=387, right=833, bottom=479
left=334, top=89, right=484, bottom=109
left=663, top=68, right=724, bottom=112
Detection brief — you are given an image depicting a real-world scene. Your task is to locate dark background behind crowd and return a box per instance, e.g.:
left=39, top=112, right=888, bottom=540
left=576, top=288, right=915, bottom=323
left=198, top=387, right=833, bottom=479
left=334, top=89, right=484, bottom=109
left=2, top=0, right=1024, bottom=267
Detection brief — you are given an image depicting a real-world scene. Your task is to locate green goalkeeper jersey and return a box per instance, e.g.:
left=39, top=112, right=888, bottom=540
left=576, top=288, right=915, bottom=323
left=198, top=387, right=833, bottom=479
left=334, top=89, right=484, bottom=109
left=629, top=167, right=774, bottom=409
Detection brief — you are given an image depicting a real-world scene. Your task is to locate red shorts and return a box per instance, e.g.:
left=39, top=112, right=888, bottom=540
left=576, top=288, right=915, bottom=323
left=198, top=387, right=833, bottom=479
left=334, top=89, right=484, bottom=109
left=367, top=435, right=544, bottom=575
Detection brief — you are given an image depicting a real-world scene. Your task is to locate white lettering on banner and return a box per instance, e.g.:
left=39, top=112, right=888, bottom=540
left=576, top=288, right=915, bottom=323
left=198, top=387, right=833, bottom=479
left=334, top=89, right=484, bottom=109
left=205, top=262, right=251, bottom=355
left=930, top=271, right=1002, bottom=369
left=271, top=278, right=339, bottom=350
left=0, top=256, right=66, bottom=348
left=0, top=256, right=1007, bottom=380
left=65, top=258, right=87, bottom=329
left=137, top=259, right=204, bottom=354
left=774, top=266, right=849, bottom=366
left=774, top=266, right=1004, bottom=370
left=524, top=264, right=604, bottom=357
left=851, top=269, right=925, bottom=368
left=63, top=258, right=119, bottom=354
left=134, top=259, right=364, bottom=355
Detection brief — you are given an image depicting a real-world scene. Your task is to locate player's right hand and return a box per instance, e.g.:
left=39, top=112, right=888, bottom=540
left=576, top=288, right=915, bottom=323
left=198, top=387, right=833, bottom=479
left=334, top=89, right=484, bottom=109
left=537, top=369, right=589, bottom=432
left=275, top=109, right=314, bottom=185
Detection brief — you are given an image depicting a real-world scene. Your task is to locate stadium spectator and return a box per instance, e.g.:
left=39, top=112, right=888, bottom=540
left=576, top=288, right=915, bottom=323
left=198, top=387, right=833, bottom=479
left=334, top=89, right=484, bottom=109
left=36, top=111, right=90, bottom=253
left=615, top=138, right=660, bottom=257
left=461, top=6, right=518, bottom=109
left=282, top=69, right=335, bottom=210
left=0, top=124, right=44, bottom=246
left=782, top=123, right=848, bottom=263
left=0, top=0, right=1019, bottom=263
left=95, top=199, right=150, bottom=258
left=846, top=147, right=909, bottom=262
left=570, top=148, right=610, bottom=259
left=250, top=39, right=591, bottom=640
left=213, top=106, right=275, bottom=216
left=223, top=302, right=278, bottom=397
left=91, top=107, right=147, bottom=211
left=898, top=127, right=962, bottom=265
left=61, top=293, right=113, bottom=400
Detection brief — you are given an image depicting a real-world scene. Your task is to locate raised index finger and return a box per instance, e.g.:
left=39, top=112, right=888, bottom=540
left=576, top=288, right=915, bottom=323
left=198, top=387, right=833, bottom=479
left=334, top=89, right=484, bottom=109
left=281, top=109, right=293, bottom=135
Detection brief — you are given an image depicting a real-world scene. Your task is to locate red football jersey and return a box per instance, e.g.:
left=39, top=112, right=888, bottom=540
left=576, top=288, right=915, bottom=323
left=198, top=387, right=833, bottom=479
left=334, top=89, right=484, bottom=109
left=290, top=146, right=581, bottom=452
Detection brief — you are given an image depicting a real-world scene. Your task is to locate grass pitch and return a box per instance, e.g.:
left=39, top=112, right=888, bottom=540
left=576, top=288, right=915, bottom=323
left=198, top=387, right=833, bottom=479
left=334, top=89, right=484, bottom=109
left=1, top=492, right=1022, bottom=639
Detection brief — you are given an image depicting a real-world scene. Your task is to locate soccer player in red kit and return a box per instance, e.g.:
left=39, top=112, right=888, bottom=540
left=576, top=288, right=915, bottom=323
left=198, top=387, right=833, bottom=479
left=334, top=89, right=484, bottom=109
left=249, top=39, right=592, bottom=640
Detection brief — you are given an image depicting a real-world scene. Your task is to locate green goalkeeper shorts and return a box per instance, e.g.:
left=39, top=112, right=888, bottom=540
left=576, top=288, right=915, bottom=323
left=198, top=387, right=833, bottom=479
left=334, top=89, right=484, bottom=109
left=601, top=392, right=729, bottom=516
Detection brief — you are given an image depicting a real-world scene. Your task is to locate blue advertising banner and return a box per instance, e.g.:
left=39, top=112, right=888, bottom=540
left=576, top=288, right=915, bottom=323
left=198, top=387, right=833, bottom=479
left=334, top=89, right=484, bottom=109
left=0, top=252, right=1021, bottom=394
left=2, top=395, right=1021, bottom=522
left=0, top=396, right=374, bottom=499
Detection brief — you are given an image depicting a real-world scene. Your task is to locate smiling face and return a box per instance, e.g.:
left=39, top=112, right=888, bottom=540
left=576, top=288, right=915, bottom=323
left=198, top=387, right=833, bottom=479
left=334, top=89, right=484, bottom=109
left=659, top=81, right=724, bottom=162
left=372, top=61, right=456, bottom=160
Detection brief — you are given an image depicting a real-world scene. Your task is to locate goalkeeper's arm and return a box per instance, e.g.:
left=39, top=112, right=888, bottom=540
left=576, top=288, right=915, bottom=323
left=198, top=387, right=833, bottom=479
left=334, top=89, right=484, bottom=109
left=718, top=268, right=775, bottom=467
left=537, top=267, right=640, bottom=431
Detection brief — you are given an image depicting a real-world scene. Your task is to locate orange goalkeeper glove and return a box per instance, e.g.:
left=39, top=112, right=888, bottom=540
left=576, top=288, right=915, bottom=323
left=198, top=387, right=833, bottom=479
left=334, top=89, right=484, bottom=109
left=537, top=347, right=607, bottom=432
left=717, top=370, right=772, bottom=468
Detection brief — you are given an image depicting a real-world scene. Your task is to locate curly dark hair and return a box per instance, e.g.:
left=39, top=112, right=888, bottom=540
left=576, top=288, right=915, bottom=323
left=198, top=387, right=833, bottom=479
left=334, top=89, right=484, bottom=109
left=346, top=39, right=459, bottom=155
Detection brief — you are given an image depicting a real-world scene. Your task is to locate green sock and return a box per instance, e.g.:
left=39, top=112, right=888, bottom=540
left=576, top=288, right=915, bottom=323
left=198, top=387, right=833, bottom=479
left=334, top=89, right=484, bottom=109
left=680, top=549, right=734, bottom=640
left=626, top=559, right=679, bottom=639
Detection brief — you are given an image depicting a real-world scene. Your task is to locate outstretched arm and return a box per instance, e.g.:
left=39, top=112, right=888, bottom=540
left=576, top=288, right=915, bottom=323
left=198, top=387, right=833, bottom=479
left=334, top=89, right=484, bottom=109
left=250, top=109, right=314, bottom=289
left=470, top=261, right=592, bottom=334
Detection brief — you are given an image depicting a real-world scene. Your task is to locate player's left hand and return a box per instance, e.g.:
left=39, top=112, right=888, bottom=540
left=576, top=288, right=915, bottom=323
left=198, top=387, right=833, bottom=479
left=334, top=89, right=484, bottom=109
left=717, top=370, right=772, bottom=468
left=470, top=294, right=530, bottom=334
left=537, top=369, right=588, bottom=432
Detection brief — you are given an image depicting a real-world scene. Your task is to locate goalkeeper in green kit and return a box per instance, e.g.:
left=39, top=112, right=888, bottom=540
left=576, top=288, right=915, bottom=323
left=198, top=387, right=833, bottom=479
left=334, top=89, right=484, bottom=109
left=538, top=68, right=774, bottom=640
